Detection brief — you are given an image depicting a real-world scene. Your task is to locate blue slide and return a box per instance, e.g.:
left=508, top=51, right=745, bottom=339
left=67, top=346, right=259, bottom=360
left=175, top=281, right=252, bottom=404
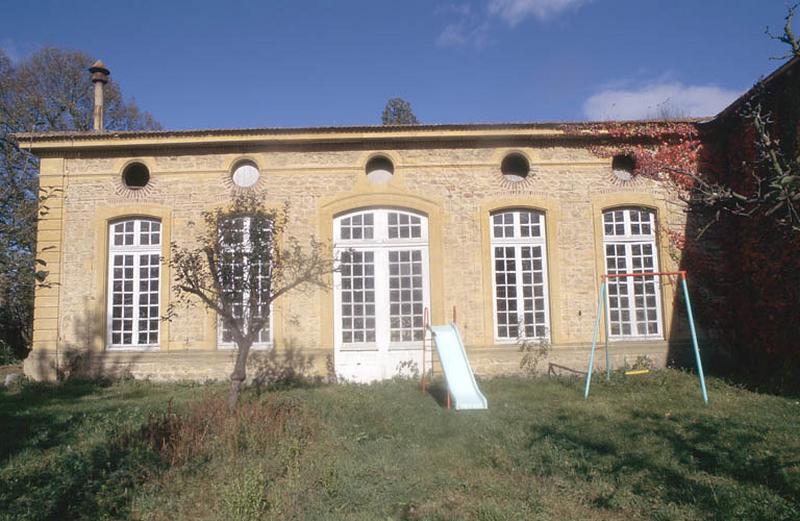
left=428, top=324, right=488, bottom=410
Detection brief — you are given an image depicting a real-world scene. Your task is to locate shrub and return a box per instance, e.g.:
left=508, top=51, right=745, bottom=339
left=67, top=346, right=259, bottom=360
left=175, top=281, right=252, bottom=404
left=0, top=340, right=19, bottom=365
left=518, top=328, right=551, bottom=375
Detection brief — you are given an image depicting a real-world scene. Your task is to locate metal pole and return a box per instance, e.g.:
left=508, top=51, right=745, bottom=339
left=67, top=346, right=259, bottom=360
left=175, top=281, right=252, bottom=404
left=604, top=283, right=611, bottom=381
left=584, top=281, right=606, bottom=399
left=421, top=307, right=428, bottom=393
left=681, top=273, right=709, bottom=405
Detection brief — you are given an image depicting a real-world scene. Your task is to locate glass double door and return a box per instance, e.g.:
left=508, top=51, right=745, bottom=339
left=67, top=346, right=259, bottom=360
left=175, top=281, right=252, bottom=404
left=333, top=209, right=430, bottom=381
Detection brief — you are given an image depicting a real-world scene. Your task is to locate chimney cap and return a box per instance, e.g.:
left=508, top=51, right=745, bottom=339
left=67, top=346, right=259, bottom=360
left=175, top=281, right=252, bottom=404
left=89, top=60, right=110, bottom=84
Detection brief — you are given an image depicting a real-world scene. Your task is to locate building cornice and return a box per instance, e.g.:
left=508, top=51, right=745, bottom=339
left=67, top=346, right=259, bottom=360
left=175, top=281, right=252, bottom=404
left=11, top=121, right=702, bottom=155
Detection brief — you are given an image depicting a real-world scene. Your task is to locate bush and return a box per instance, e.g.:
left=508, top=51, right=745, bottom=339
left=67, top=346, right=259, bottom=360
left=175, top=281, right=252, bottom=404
left=0, top=339, right=20, bottom=365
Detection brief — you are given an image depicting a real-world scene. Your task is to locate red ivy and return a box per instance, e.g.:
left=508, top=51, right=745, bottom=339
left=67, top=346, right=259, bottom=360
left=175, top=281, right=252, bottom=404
left=561, top=122, right=702, bottom=192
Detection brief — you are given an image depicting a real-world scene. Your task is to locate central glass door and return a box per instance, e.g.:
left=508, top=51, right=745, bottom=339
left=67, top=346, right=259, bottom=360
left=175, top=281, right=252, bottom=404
left=333, top=209, right=430, bottom=381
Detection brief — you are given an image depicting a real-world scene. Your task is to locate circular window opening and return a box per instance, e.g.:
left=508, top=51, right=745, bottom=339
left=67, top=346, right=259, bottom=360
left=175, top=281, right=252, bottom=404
left=122, top=162, right=150, bottom=189
left=232, top=161, right=261, bottom=188
left=366, top=156, right=394, bottom=184
left=501, top=153, right=530, bottom=182
left=612, top=154, right=636, bottom=181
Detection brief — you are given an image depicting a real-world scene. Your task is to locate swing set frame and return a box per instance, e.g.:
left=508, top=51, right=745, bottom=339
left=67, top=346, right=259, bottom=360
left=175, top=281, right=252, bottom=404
left=583, top=270, right=709, bottom=404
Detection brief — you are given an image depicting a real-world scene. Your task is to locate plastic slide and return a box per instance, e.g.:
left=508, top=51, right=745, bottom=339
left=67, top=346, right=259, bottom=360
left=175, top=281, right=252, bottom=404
left=428, top=323, right=488, bottom=410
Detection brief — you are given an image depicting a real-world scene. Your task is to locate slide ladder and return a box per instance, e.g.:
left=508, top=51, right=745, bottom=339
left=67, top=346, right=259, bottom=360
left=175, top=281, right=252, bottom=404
left=428, top=323, right=488, bottom=410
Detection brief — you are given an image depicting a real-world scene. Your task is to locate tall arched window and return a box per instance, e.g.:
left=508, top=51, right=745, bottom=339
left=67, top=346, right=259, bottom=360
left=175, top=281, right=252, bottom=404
left=333, top=209, right=430, bottom=350
left=107, top=218, right=161, bottom=348
left=490, top=209, right=550, bottom=340
left=602, top=207, right=663, bottom=338
left=217, top=216, right=272, bottom=349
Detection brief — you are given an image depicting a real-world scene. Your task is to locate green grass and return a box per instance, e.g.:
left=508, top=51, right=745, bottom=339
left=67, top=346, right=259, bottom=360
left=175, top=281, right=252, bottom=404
left=2, top=371, right=799, bottom=520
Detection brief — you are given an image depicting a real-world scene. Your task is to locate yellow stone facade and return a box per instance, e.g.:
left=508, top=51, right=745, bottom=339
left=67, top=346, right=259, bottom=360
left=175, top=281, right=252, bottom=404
left=20, top=125, right=690, bottom=381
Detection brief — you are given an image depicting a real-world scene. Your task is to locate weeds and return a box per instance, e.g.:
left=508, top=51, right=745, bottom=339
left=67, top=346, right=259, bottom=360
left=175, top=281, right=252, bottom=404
left=2, top=372, right=799, bottom=521
left=517, top=326, right=551, bottom=375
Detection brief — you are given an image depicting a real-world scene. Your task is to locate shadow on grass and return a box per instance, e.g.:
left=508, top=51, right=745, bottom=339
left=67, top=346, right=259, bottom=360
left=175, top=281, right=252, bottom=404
left=2, top=338, right=143, bottom=464
left=0, top=389, right=167, bottom=521
left=0, top=379, right=114, bottom=463
left=248, top=344, right=335, bottom=394
left=424, top=378, right=451, bottom=409
left=526, top=408, right=800, bottom=520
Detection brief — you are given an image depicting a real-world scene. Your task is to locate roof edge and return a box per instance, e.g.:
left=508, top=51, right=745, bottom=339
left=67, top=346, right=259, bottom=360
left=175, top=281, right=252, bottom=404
left=11, top=120, right=704, bottom=153
left=704, top=55, right=800, bottom=125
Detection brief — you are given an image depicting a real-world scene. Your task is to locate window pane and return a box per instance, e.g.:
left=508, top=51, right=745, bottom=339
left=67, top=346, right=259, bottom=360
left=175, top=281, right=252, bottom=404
left=340, top=250, right=376, bottom=344
left=494, top=246, right=518, bottom=339
left=336, top=209, right=429, bottom=349
left=218, top=216, right=272, bottom=346
left=491, top=210, right=549, bottom=340
left=108, top=218, right=161, bottom=348
left=339, top=212, right=374, bottom=241
left=389, top=249, right=426, bottom=342
left=387, top=212, right=422, bottom=240
left=602, top=208, right=661, bottom=338
left=109, top=254, right=135, bottom=345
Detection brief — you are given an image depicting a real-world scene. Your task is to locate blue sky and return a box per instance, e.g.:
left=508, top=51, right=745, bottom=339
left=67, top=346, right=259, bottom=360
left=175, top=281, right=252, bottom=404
left=0, top=0, right=791, bottom=128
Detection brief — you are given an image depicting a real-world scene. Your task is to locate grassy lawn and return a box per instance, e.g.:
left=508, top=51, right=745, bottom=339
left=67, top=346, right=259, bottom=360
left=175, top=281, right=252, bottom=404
left=1, top=371, right=798, bottom=520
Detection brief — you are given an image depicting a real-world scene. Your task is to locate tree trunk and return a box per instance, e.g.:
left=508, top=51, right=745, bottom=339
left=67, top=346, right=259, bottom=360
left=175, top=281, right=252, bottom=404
left=227, top=339, right=252, bottom=411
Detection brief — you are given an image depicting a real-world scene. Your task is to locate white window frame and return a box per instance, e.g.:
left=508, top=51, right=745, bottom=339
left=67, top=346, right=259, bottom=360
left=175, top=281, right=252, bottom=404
left=217, top=216, right=273, bottom=350
left=602, top=207, right=664, bottom=340
left=333, top=209, right=430, bottom=352
left=106, top=218, right=161, bottom=351
left=489, top=209, right=552, bottom=343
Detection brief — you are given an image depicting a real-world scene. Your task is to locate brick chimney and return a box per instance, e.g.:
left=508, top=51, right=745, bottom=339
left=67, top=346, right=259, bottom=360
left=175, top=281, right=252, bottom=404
left=89, top=60, right=110, bottom=132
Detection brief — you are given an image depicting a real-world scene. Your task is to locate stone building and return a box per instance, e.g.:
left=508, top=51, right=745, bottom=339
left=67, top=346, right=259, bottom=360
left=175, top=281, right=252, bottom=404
left=16, top=66, right=695, bottom=382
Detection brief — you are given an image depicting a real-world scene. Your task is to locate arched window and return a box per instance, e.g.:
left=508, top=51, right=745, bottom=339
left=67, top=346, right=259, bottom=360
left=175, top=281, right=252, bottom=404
left=333, top=209, right=429, bottom=349
left=490, top=209, right=550, bottom=340
left=602, top=207, right=662, bottom=338
left=217, top=216, right=273, bottom=349
left=107, top=218, right=161, bottom=348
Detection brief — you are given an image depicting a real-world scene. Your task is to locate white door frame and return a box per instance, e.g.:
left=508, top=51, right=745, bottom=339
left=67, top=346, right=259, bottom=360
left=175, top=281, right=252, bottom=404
left=332, top=208, right=430, bottom=381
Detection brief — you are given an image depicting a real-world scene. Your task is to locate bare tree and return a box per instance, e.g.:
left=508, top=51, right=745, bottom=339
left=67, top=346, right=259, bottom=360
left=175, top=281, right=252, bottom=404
left=766, top=3, right=800, bottom=60
left=680, top=6, right=800, bottom=235
left=167, top=194, right=336, bottom=410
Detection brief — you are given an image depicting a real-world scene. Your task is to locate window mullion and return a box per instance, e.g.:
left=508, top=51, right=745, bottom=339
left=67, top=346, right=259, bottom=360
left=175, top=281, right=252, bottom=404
left=375, top=247, right=389, bottom=348
left=621, top=242, right=631, bottom=327
left=377, top=210, right=387, bottom=242
left=131, top=219, right=142, bottom=346
left=512, top=212, right=522, bottom=336
left=514, top=244, right=526, bottom=337
left=490, top=242, right=501, bottom=340
left=107, top=252, right=117, bottom=346
left=624, top=209, right=632, bottom=238
left=131, top=249, right=141, bottom=345
left=242, top=218, right=251, bottom=336
left=539, top=238, right=550, bottom=340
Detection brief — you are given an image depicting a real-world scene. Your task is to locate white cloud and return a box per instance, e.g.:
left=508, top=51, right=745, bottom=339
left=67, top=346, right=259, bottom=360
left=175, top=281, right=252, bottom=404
left=582, top=81, right=742, bottom=121
left=437, top=20, right=490, bottom=47
left=488, top=0, right=591, bottom=25
left=436, top=4, right=491, bottom=48
left=436, top=1, right=592, bottom=47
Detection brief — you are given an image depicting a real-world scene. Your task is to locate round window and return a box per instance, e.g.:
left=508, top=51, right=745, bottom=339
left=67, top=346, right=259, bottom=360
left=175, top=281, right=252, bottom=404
left=611, top=154, right=636, bottom=182
left=501, top=153, right=530, bottom=182
left=232, top=162, right=260, bottom=188
left=122, top=162, right=150, bottom=189
left=365, top=156, right=394, bottom=184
